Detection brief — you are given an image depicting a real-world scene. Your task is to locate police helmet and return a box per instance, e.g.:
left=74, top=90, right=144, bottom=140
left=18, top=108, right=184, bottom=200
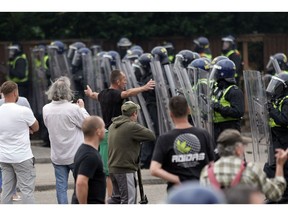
left=193, top=36, right=210, bottom=49
left=274, top=53, right=288, bottom=70
left=8, top=43, right=22, bottom=59
left=188, top=58, right=210, bottom=72
left=67, top=42, right=86, bottom=59
left=126, top=48, right=143, bottom=61
left=130, top=45, right=144, bottom=53
left=90, top=45, right=102, bottom=56
left=72, top=47, right=91, bottom=67
left=151, top=46, right=169, bottom=65
left=138, top=53, right=153, bottom=69
left=49, top=41, right=65, bottom=55
left=266, top=72, right=288, bottom=100
left=162, top=41, right=174, bottom=55
left=104, top=50, right=120, bottom=66
left=176, top=50, right=198, bottom=68
left=211, top=56, right=229, bottom=67
left=117, top=37, right=132, bottom=48
left=215, top=59, right=236, bottom=83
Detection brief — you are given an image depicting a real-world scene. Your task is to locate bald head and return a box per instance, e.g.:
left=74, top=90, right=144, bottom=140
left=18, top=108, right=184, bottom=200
left=82, top=116, right=105, bottom=138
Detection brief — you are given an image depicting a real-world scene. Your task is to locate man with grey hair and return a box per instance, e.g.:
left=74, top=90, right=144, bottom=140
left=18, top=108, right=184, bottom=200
left=43, top=76, right=89, bottom=204
left=107, top=101, right=156, bottom=204
left=0, top=81, right=39, bottom=204
left=200, top=129, right=288, bottom=203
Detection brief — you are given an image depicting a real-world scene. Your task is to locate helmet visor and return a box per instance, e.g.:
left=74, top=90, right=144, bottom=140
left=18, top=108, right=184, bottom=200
left=266, top=76, right=286, bottom=99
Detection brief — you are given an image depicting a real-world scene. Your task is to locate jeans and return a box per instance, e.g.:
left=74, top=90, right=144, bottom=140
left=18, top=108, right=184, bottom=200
left=52, top=163, right=74, bottom=204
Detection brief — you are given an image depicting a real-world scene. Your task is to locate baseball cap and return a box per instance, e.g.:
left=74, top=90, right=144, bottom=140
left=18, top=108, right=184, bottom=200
left=121, top=101, right=140, bottom=116
left=166, top=181, right=226, bottom=204
left=217, top=129, right=252, bottom=147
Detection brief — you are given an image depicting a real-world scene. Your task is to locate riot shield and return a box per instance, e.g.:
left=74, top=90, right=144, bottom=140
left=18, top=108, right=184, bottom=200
left=191, top=67, right=211, bottom=132
left=92, top=53, right=105, bottom=93
left=30, top=47, right=49, bottom=116
left=266, top=56, right=281, bottom=75
left=121, top=59, right=155, bottom=133
left=243, top=70, right=273, bottom=165
left=81, top=50, right=100, bottom=116
left=206, top=65, right=219, bottom=140
left=174, top=55, right=201, bottom=128
left=150, top=58, right=174, bottom=135
left=101, top=55, right=113, bottom=87
left=163, top=64, right=178, bottom=97
left=47, top=45, right=75, bottom=90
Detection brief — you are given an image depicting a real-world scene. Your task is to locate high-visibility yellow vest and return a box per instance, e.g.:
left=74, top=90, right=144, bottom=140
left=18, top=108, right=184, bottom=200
left=269, top=95, right=288, bottom=128
left=213, top=85, right=240, bottom=123
left=7, top=54, right=29, bottom=83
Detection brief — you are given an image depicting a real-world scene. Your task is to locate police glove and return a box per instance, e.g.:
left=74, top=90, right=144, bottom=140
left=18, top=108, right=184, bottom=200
left=212, top=102, right=222, bottom=112
left=267, top=101, right=273, bottom=112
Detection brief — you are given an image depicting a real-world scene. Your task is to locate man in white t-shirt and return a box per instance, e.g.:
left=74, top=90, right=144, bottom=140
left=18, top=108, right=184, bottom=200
left=43, top=76, right=89, bottom=204
left=0, top=81, right=39, bottom=204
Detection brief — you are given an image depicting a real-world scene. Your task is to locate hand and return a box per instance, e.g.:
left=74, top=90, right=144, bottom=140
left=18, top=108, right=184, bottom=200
left=212, top=102, right=222, bottom=112
left=77, top=99, right=85, bottom=108
left=275, top=148, right=288, bottom=166
left=267, top=101, right=273, bottom=112
left=143, top=79, right=156, bottom=91
left=84, top=85, right=93, bottom=97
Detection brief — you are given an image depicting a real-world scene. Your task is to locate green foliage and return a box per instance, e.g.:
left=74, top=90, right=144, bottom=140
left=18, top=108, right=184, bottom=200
left=1, top=12, right=288, bottom=41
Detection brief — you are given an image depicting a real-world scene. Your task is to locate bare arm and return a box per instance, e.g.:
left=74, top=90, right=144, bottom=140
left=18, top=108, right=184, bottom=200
left=275, top=148, right=288, bottom=177
left=84, top=85, right=99, bottom=100
left=121, top=79, right=155, bottom=99
left=76, top=174, right=89, bottom=204
left=150, top=161, right=180, bottom=185
left=29, top=120, right=39, bottom=134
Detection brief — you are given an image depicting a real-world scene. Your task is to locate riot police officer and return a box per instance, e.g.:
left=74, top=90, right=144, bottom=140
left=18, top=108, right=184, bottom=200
left=264, top=72, right=288, bottom=204
left=266, top=53, right=288, bottom=75
left=162, top=41, right=175, bottom=63
left=137, top=53, right=159, bottom=169
left=7, top=43, right=29, bottom=99
left=193, top=36, right=212, bottom=60
left=117, top=37, right=132, bottom=59
left=221, top=35, right=243, bottom=85
left=211, top=59, right=245, bottom=143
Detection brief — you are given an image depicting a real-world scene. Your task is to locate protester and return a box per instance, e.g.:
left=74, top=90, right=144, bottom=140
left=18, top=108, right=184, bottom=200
left=150, top=95, right=215, bottom=191
left=0, top=81, right=39, bottom=204
left=200, top=129, right=288, bottom=202
left=107, top=101, right=156, bottom=204
left=43, top=76, right=89, bottom=204
left=71, top=116, right=106, bottom=204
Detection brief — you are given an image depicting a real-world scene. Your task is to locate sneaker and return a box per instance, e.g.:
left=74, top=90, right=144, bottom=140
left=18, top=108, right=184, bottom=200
left=12, top=194, right=21, bottom=201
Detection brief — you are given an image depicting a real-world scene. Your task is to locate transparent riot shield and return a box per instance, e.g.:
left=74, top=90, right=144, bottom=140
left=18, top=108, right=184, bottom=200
left=207, top=65, right=219, bottom=140
left=30, top=47, right=49, bottom=116
left=47, top=45, right=75, bottom=90
left=191, top=67, right=211, bottom=132
left=81, top=50, right=100, bottom=116
left=266, top=56, right=281, bottom=75
left=163, top=64, right=178, bottom=97
left=121, top=59, right=155, bottom=133
left=174, top=55, right=201, bottom=128
left=150, top=58, right=174, bottom=135
left=92, top=54, right=105, bottom=93
left=101, top=55, right=113, bottom=87
left=243, top=70, right=273, bottom=165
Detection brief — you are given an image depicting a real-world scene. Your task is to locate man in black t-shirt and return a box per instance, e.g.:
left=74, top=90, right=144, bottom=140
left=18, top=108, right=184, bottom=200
left=150, top=96, right=216, bottom=191
left=71, top=116, right=106, bottom=204
left=85, top=69, right=155, bottom=129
